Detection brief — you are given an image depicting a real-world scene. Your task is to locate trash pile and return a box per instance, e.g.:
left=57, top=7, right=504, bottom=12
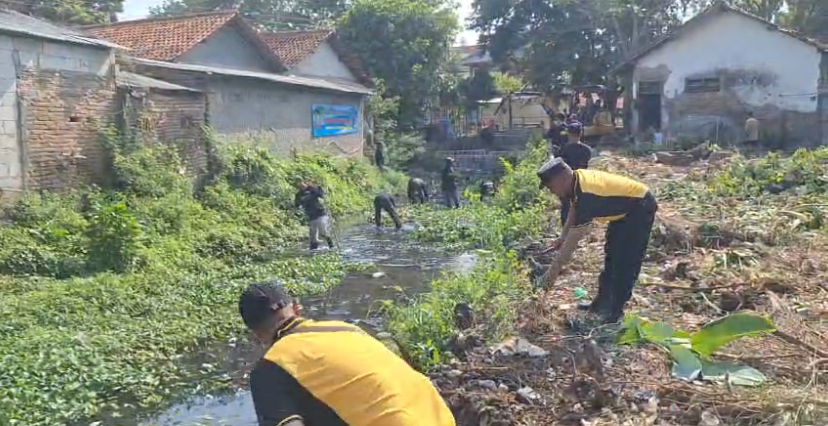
left=430, top=152, right=828, bottom=426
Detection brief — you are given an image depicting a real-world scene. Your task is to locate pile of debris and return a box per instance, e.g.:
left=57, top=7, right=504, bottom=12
left=431, top=154, right=828, bottom=426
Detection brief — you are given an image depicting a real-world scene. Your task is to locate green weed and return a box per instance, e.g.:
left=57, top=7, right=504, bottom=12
left=0, top=138, right=404, bottom=425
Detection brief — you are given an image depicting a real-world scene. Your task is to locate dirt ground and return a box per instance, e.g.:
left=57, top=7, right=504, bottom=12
left=432, top=154, right=828, bottom=426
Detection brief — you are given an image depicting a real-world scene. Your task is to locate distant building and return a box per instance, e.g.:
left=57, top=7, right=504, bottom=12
left=84, top=12, right=372, bottom=157
left=613, top=2, right=828, bottom=146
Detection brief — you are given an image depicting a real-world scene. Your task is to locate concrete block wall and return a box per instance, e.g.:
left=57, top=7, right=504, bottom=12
left=0, top=35, right=117, bottom=192
left=132, top=64, right=366, bottom=158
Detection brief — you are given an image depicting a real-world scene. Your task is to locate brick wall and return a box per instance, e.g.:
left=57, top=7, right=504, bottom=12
left=125, top=88, right=209, bottom=174
left=131, top=64, right=366, bottom=158
left=665, top=90, right=822, bottom=148
left=11, top=39, right=118, bottom=191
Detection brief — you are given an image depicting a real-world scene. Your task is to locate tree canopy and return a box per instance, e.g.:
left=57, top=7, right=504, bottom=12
left=337, top=0, right=458, bottom=130
left=7, top=0, right=123, bottom=24
left=149, top=0, right=350, bottom=29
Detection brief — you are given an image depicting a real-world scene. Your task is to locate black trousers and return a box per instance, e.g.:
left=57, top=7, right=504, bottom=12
left=374, top=197, right=402, bottom=229
left=408, top=187, right=427, bottom=204
left=375, top=153, right=385, bottom=169
left=593, top=193, right=657, bottom=319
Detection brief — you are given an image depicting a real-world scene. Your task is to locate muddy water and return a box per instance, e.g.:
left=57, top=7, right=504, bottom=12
left=139, top=223, right=471, bottom=426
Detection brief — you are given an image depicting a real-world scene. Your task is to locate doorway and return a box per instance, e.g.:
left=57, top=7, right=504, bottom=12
left=637, top=81, right=663, bottom=132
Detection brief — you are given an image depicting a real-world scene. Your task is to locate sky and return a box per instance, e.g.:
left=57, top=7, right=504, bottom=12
left=119, top=0, right=480, bottom=45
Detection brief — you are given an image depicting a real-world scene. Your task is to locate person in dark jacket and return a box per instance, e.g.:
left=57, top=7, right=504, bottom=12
left=441, top=157, right=460, bottom=209
left=407, top=178, right=429, bottom=204
left=374, top=193, right=402, bottom=230
left=294, top=182, right=335, bottom=250
left=480, top=180, right=496, bottom=202
left=374, top=140, right=386, bottom=170
left=557, top=122, right=593, bottom=227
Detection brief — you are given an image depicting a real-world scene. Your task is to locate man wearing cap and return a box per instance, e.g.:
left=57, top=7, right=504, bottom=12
left=537, top=158, right=658, bottom=323
left=556, top=121, right=593, bottom=226
left=239, top=281, right=456, bottom=426
left=441, top=157, right=461, bottom=209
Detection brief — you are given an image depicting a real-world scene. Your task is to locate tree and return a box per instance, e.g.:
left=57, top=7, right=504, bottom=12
left=470, top=0, right=691, bottom=89
left=7, top=0, right=123, bottom=24
left=150, top=0, right=351, bottom=29
left=491, top=71, right=525, bottom=94
left=338, top=0, right=458, bottom=130
left=780, top=0, right=828, bottom=39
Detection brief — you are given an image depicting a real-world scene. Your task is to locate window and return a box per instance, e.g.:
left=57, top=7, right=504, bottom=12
left=685, top=77, right=721, bottom=93
left=637, top=81, right=663, bottom=95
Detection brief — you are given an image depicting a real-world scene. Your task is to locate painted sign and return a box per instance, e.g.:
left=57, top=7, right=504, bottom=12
left=312, top=104, right=359, bottom=138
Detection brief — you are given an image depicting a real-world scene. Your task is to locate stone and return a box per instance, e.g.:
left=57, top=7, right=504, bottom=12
left=699, top=410, right=721, bottom=426
left=516, top=386, right=540, bottom=404
left=446, top=369, right=463, bottom=378
left=654, top=151, right=696, bottom=166
left=491, top=336, right=549, bottom=357
left=707, top=150, right=734, bottom=163
left=477, top=379, right=497, bottom=390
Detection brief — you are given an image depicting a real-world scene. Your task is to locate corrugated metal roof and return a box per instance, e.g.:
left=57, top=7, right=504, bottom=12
left=0, top=10, right=124, bottom=49
left=130, top=57, right=373, bottom=95
left=117, top=72, right=202, bottom=92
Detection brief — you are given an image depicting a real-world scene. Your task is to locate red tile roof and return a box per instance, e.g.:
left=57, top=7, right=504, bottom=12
left=260, top=29, right=372, bottom=86
left=83, top=11, right=240, bottom=62
left=259, top=29, right=332, bottom=67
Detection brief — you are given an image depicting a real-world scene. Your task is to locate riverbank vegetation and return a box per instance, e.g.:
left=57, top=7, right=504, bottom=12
left=388, top=137, right=552, bottom=368
left=395, top=146, right=828, bottom=425
left=0, top=138, right=404, bottom=426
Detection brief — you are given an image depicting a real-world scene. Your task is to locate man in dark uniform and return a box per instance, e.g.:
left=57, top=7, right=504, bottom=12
left=294, top=182, right=335, bottom=250
left=374, top=139, right=386, bottom=170
left=556, top=121, right=593, bottom=226
left=537, top=158, right=658, bottom=323
left=407, top=177, right=429, bottom=204
left=441, top=157, right=461, bottom=209
left=374, top=192, right=402, bottom=230
left=238, top=281, right=456, bottom=426
left=479, top=180, right=496, bottom=202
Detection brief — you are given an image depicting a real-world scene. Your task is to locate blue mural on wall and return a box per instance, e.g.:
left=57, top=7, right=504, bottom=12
left=312, top=104, right=360, bottom=138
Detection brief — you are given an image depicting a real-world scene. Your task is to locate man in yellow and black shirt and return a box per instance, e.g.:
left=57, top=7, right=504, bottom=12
left=537, top=158, right=658, bottom=323
left=238, top=281, right=456, bottom=426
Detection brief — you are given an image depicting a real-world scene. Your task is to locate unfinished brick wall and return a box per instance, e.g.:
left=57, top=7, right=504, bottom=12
left=125, top=88, right=209, bottom=174
left=17, top=69, right=118, bottom=190
left=666, top=91, right=822, bottom=148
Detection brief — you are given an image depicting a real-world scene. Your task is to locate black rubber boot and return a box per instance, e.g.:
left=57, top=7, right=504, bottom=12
left=326, top=237, right=335, bottom=249
left=309, top=241, right=319, bottom=250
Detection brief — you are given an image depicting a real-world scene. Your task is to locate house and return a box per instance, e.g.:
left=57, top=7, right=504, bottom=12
left=259, top=29, right=371, bottom=86
left=84, top=13, right=373, bottom=157
left=0, top=10, right=124, bottom=197
left=614, top=2, right=828, bottom=146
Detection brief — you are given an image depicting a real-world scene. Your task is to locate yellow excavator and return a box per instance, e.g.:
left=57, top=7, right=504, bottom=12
left=568, top=84, right=625, bottom=145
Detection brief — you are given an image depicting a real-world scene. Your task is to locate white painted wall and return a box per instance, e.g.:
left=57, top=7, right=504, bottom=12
left=634, top=12, right=822, bottom=113
left=293, top=42, right=356, bottom=81
left=0, top=34, right=111, bottom=195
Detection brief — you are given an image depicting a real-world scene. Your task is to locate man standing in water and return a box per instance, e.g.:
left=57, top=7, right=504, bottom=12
left=441, top=157, right=461, bottom=209
left=537, top=158, right=658, bottom=323
left=374, top=192, right=402, bottom=230
left=239, top=281, right=457, bottom=426
left=294, top=182, right=335, bottom=250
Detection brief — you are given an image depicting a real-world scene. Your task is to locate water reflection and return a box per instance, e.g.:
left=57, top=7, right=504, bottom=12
left=140, top=223, right=467, bottom=426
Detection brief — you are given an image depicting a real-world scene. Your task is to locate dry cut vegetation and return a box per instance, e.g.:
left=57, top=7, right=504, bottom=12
left=430, top=149, right=828, bottom=426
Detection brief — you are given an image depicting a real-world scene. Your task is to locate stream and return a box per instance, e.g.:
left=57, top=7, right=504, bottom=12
left=138, top=222, right=474, bottom=426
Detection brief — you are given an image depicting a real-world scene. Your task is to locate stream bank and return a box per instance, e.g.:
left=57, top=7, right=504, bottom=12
left=137, top=223, right=476, bottom=426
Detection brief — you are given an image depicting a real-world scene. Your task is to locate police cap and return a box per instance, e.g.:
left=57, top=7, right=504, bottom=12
left=537, top=157, right=568, bottom=189
left=238, top=281, right=293, bottom=330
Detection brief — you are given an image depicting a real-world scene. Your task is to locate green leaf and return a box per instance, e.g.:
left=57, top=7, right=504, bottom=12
left=700, top=360, right=768, bottom=387
left=640, top=321, right=675, bottom=346
left=670, top=345, right=702, bottom=382
left=690, top=313, right=776, bottom=357
left=615, top=315, right=644, bottom=345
